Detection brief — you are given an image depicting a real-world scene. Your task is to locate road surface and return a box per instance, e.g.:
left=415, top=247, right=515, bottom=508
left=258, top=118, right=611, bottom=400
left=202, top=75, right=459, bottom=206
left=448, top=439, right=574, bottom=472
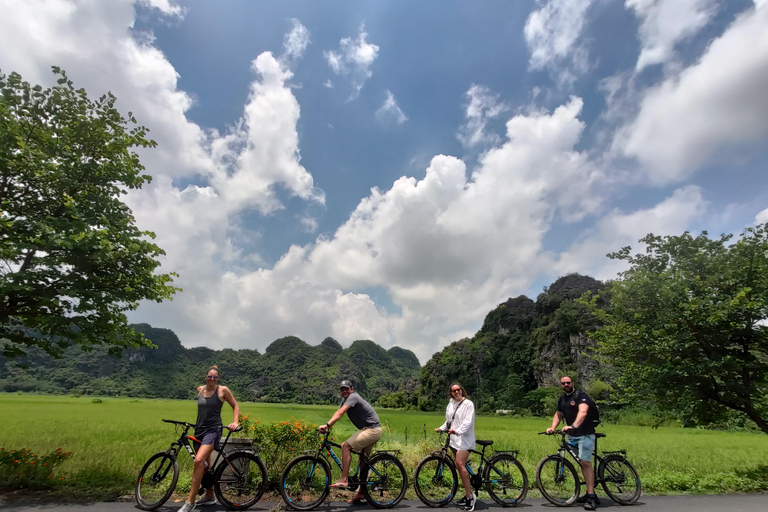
left=3, top=495, right=767, bottom=512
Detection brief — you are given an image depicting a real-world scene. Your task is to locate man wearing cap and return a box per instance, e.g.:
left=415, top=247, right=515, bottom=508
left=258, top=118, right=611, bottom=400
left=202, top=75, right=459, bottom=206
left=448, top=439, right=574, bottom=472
left=319, top=379, right=382, bottom=502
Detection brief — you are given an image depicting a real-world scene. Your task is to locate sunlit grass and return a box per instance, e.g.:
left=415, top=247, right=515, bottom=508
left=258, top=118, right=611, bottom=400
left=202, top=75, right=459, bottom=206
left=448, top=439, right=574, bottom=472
left=3, top=394, right=768, bottom=500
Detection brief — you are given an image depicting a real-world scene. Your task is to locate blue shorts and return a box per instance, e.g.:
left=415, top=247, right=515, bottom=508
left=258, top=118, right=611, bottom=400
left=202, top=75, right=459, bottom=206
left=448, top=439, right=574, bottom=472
left=567, top=434, right=595, bottom=462
left=193, top=427, right=222, bottom=452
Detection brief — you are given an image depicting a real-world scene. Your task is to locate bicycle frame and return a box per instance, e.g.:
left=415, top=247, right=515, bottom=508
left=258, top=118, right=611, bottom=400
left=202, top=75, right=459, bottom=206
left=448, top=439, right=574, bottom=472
left=434, top=431, right=519, bottom=490
left=545, top=430, right=625, bottom=487
left=161, top=419, right=248, bottom=485
left=310, top=430, right=365, bottom=482
left=309, top=430, right=399, bottom=485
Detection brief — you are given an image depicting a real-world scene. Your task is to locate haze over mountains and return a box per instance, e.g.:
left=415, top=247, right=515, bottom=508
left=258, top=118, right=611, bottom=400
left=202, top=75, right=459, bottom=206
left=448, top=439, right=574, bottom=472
left=1, top=274, right=607, bottom=411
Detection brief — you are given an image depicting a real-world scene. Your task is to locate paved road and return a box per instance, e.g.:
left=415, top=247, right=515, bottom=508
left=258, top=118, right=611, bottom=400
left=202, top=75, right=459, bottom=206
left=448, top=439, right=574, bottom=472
left=2, top=495, right=767, bottom=512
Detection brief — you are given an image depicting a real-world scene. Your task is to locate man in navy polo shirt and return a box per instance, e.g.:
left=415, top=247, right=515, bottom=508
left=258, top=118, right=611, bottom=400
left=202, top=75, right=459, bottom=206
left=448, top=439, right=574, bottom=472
left=547, top=375, right=600, bottom=510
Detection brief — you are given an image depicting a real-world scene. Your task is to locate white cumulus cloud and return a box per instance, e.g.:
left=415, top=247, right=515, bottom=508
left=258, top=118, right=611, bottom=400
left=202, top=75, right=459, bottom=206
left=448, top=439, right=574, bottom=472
left=627, top=0, right=718, bottom=71
left=615, top=1, right=768, bottom=183
left=457, top=84, right=508, bottom=148
left=324, top=26, right=379, bottom=98
left=554, top=186, right=707, bottom=279
left=757, top=207, right=768, bottom=225
left=375, top=90, right=408, bottom=125
left=524, top=0, right=594, bottom=86
left=282, top=18, right=310, bottom=63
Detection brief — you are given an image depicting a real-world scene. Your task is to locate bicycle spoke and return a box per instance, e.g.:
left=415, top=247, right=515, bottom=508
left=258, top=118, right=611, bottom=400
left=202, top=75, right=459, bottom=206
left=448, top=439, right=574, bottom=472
left=599, top=455, right=641, bottom=505
left=485, top=454, right=528, bottom=506
left=362, top=454, right=407, bottom=508
left=280, top=455, right=331, bottom=510
left=135, top=453, right=179, bottom=510
left=536, top=455, right=578, bottom=506
left=214, top=452, right=267, bottom=509
left=414, top=455, right=458, bottom=507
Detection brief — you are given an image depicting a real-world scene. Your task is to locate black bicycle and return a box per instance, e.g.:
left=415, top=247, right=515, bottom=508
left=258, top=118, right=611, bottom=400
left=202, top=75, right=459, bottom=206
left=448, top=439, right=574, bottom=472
left=279, top=429, right=408, bottom=510
left=135, top=419, right=268, bottom=511
left=535, top=430, right=641, bottom=506
left=413, top=430, right=528, bottom=507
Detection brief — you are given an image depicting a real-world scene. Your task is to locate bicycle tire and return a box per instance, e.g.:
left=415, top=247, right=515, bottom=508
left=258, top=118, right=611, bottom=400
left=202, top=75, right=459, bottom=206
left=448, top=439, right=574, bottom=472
left=484, top=453, right=528, bottom=507
left=413, top=454, right=458, bottom=507
left=535, top=455, right=579, bottom=506
left=280, top=454, right=331, bottom=510
left=361, top=453, right=408, bottom=508
left=598, top=455, right=641, bottom=505
left=135, top=452, right=179, bottom=511
left=213, top=451, right=268, bottom=510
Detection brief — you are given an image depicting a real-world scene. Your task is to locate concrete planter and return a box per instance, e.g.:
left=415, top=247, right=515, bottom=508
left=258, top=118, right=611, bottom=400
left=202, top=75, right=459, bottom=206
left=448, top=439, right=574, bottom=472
left=214, top=436, right=254, bottom=475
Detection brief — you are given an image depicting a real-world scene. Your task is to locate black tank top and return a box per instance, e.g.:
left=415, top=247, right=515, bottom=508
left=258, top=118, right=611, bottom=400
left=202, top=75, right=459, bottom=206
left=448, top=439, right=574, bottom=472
left=195, top=386, right=223, bottom=436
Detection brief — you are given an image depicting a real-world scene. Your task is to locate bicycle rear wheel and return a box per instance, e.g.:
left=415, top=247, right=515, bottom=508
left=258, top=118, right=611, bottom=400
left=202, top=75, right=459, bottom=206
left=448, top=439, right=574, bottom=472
left=599, top=455, right=641, bottom=505
left=362, top=453, right=408, bottom=508
left=280, top=455, right=331, bottom=510
left=484, top=453, right=528, bottom=506
left=413, top=455, right=458, bottom=507
left=213, top=451, right=268, bottom=510
left=535, top=455, right=579, bottom=506
left=135, top=452, right=179, bottom=511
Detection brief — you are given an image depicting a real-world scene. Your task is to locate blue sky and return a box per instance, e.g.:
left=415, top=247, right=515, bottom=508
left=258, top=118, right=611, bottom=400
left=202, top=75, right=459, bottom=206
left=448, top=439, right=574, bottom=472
left=2, top=0, right=767, bottom=362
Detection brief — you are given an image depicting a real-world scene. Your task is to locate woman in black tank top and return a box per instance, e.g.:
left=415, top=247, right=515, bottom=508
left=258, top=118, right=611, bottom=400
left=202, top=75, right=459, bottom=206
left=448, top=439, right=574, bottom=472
left=179, top=365, right=241, bottom=512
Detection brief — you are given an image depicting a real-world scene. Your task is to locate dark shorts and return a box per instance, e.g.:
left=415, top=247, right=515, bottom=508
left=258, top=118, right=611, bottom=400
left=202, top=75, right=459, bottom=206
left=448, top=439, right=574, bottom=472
left=193, top=427, right=222, bottom=452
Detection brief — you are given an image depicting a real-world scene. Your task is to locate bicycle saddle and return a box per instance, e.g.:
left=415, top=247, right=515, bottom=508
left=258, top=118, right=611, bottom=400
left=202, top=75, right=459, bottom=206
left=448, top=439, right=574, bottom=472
left=476, top=440, right=494, bottom=446
left=595, top=433, right=606, bottom=438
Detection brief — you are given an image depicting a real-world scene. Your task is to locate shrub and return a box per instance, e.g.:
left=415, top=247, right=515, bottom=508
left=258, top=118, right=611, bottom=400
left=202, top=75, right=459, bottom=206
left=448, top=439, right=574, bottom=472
left=0, top=447, right=71, bottom=490
left=250, top=418, right=318, bottom=486
left=585, top=380, right=613, bottom=400
left=523, top=387, right=561, bottom=417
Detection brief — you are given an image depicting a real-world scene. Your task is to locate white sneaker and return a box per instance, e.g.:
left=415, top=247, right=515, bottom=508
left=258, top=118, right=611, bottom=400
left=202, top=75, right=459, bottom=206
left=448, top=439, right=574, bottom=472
left=195, top=495, right=217, bottom=506
left=179, top=501, right=196, bottom=512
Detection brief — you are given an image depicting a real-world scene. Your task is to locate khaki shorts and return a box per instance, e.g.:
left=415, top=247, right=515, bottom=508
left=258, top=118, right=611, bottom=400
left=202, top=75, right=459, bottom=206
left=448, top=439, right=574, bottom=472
left=346, top=426, right=382, bottom=456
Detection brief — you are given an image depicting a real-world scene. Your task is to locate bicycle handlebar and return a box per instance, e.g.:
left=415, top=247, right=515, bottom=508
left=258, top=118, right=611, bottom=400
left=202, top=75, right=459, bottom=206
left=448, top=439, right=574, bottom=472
left=538, top=430, right=566, bottom=435
left=161, top=419, right=243, bottom=432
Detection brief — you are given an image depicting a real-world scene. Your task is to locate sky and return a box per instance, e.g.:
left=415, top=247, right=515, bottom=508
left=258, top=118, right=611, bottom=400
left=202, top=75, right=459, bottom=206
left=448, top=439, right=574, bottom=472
left=2, top=0, right=767, bottom=363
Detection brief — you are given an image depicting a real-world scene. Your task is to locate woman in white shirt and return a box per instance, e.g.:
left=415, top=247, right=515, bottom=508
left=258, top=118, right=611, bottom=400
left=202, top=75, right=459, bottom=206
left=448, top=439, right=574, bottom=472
left=436, top=383, right=476, bottom=511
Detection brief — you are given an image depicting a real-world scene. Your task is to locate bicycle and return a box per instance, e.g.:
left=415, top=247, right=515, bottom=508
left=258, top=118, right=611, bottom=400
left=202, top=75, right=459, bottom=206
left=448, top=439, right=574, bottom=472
left=135, top=419, right=268, bottom=511
left=279, top=429, right=408, bottom=510
left=413, top=430, right=528, bottom=507
left=535, top=430, right=641, bottom=506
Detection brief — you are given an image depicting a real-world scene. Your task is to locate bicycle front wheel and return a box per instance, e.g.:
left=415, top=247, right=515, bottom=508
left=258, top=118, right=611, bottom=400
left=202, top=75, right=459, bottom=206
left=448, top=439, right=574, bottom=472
left=362, top=453, right=408, bottom=508
left=599, top=455, right=641, bottom=505
left=280, top=455, right=331, bottom=510
left=535, top=455, right=579, bottom=506
left=213, top=451, right=268, bottom=510
left=413, top=455, right=458, bottom=507
left=484, top=453, right=528, bottom=507
left=135, top=452, right=179, bottom=511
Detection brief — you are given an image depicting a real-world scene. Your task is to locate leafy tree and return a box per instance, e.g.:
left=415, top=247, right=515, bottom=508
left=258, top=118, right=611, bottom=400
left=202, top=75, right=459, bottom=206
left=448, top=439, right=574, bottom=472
left=586, top=225, right=768, bottom=434
left=0, top=68, right=179, bottom=357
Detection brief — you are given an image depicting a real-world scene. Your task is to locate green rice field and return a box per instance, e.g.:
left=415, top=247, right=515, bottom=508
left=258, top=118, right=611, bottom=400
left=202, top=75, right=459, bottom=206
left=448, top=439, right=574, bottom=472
left=2, top=393, right=768, bottom=501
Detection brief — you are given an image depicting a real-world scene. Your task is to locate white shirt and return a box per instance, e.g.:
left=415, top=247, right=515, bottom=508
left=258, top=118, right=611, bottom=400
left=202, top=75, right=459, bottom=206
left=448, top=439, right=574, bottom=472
left=438, top=397, right=475, bottom=451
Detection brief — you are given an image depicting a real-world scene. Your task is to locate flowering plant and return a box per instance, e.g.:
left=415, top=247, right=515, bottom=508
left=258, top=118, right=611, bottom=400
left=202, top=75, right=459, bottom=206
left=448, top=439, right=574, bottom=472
left=235, top=413, right=259, bottom=438
left=250, top=418, right=318, bottom=484
left=0, top=447, right=71, bottom=490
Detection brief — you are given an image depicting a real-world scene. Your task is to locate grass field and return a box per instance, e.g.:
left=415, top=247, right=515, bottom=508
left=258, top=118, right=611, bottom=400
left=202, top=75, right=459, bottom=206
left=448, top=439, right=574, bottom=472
left=2, top=393, right=768, bottom=501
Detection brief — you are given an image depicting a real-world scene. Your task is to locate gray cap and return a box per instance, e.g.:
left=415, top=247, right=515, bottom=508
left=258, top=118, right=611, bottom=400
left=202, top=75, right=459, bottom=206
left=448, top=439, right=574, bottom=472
left=339, top=380, right=353, bottom=389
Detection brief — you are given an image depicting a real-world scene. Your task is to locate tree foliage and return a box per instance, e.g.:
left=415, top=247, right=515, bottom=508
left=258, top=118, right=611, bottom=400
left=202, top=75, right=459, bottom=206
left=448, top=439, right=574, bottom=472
left=587, top=225, right=768, bottom=434
left=0, top=68, right=179, bottom=357
left=413, top=274, right=606, bottom=412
